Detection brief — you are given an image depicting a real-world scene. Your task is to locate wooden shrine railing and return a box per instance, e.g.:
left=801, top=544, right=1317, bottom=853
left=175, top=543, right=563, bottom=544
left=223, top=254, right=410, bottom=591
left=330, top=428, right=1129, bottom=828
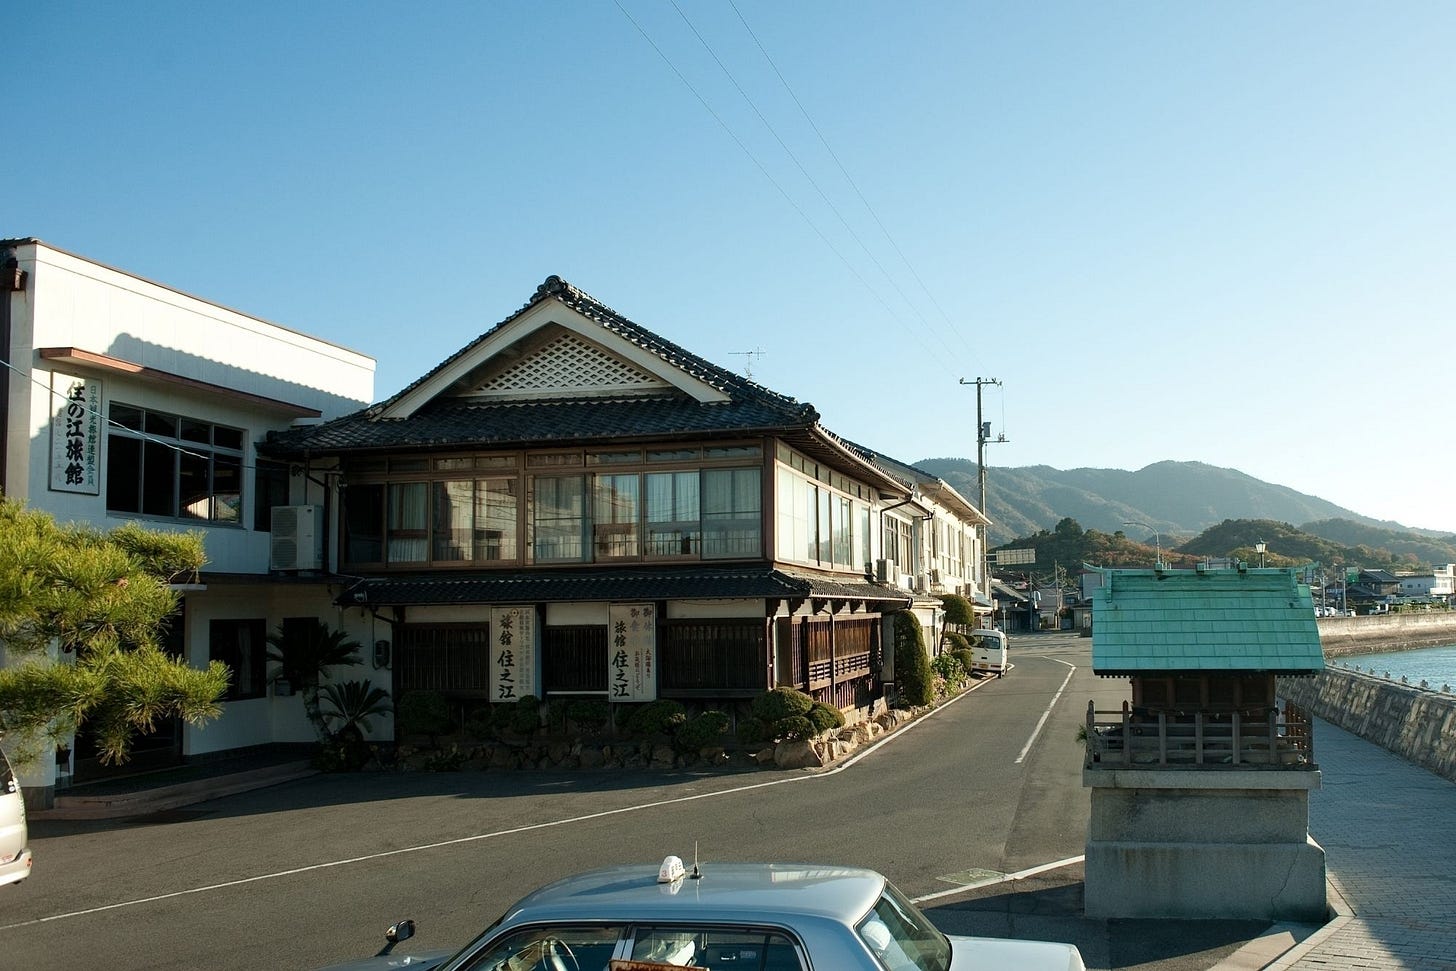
left=1084, top=700, right=1316, bottom=769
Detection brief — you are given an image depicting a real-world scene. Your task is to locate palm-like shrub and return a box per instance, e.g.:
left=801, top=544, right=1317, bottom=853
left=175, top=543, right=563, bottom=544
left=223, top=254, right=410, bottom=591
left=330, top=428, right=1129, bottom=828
left=320, top=679, right=392, bottom=738
left=266, top=620, right=362, bottom=742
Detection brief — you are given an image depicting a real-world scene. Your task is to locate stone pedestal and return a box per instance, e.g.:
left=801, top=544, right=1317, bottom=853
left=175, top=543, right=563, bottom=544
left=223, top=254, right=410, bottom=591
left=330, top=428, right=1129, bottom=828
left=1083, top=767, right=1327, bottom=922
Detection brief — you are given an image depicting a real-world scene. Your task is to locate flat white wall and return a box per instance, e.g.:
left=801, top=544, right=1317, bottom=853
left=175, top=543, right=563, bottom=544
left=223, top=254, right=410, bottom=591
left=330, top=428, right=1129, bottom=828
left=5, top=241, right=374, bottom=573
left=182, top=584, right=396, bottom=755
left=23, top=244, right=373, bottom=409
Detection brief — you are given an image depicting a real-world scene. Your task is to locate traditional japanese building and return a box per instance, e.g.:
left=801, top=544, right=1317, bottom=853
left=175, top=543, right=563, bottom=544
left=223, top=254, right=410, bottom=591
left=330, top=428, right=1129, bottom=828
left=262, top=275, right=989, bottom=719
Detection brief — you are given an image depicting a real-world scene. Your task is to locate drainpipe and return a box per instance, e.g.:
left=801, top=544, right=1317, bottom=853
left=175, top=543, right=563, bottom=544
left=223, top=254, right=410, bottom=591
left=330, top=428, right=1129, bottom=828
left=0, top=250, right=27, bottom=497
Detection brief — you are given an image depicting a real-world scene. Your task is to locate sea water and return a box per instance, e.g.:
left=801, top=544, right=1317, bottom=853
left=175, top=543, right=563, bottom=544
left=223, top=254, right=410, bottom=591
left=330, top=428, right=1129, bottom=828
left=1332, top=642, right=1456, bottom=690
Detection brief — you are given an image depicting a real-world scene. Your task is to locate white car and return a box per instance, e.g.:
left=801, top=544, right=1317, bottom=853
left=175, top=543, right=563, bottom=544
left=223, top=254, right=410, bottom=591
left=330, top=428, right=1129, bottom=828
left=0, top=748, right=32, bottom=887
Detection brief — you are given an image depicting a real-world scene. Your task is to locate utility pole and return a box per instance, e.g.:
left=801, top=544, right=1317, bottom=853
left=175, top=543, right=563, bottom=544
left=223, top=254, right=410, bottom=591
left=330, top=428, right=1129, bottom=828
left=960, top=377, right=1004, bottom=599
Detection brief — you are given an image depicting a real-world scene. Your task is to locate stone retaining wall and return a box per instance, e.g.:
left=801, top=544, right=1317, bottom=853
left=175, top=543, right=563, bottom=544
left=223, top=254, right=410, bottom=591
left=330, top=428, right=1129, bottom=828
left=1279, top=668, right=1456, bottom=783
left=1317, top=612, right=1456, bottom=656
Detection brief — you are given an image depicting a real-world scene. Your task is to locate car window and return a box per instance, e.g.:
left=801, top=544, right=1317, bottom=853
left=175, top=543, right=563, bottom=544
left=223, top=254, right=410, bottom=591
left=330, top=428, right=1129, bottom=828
left=628, top=926, right=802, bottom=969
left=855, top=884, right=951, bottom=971
left=457, top=924, right=624, bottom=971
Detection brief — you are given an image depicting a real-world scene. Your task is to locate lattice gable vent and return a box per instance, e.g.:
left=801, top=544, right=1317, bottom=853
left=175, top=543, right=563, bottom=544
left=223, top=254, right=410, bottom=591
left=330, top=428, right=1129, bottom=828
left=467, top=331, right=671, bottom=399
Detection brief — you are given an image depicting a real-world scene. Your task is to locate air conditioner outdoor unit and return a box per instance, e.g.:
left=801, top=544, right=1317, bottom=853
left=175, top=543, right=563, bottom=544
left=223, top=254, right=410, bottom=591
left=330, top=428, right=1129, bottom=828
left=874, top=558, right=894, bottom=583
left=270, top=505, right=323, bottom=571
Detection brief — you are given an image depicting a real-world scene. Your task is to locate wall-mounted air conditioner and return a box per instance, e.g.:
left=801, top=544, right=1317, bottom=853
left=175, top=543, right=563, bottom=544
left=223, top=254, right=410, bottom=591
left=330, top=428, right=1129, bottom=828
left=270, top=505, right=323, bottom=571
left=875, top=558, right=894, bottom=583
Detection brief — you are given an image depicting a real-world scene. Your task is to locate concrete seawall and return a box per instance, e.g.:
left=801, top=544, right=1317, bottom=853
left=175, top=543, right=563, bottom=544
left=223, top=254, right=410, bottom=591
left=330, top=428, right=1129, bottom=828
left=1279, top=668, right=1456, bottom=783
left=1317, top=612, right=1456, bottom=656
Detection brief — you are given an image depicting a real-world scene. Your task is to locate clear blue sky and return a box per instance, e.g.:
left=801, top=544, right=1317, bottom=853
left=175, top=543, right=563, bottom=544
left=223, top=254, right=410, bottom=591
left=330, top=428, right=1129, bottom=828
left=11, top=2, right=1455, bottom=532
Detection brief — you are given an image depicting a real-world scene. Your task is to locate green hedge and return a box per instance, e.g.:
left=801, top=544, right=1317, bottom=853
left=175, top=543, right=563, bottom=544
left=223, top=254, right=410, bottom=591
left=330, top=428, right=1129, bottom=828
left=893, top=612, right=933, bottom=706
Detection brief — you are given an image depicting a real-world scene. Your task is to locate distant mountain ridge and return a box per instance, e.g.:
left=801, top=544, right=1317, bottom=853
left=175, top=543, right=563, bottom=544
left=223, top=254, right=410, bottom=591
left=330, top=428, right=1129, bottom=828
left=913, top=458, right=1450, bottom=547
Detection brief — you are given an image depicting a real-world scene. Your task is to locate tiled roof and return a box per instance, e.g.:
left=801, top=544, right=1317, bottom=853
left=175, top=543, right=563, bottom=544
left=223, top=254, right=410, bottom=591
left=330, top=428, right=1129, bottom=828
left=266, top=395, right=811, bottom=452
left=1091, top=567, right=1324, bottom=675
left=337, top=566, right=912, bottom=608
left=265, top=275, right=818, bottom=455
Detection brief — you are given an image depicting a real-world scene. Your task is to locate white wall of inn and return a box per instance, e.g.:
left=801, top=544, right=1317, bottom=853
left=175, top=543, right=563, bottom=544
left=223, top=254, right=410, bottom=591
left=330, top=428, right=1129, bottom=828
left=2, top=239, right=376, bottom=796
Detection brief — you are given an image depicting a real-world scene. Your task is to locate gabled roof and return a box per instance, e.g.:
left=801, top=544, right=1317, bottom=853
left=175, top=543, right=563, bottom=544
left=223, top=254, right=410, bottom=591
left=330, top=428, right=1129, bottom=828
left=1091, top=566, right=1324, bottom=675
left=840, top=440, right=990, bottom=525
left=262, top=277, right=906, bottom=494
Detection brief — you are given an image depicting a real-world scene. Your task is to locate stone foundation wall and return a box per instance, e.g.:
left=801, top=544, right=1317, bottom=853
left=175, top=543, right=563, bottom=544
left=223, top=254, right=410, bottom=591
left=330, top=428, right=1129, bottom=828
left=1279, top=668, right=1456, bottom=783
left=1317, top=612, right=1456, bottom=656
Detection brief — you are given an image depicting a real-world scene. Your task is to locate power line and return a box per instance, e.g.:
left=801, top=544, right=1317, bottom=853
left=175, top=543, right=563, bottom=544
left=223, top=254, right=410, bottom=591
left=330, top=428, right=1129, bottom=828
left=611, top=0, right=960, bottom=380
left=726, top=0, right=974, bottom=355
left=668, top=0, right=962, bottom=366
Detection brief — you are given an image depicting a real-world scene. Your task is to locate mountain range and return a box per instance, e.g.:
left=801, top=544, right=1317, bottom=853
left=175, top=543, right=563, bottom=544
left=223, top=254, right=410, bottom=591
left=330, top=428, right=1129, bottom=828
left=914, top=458, right=1454, bottom=551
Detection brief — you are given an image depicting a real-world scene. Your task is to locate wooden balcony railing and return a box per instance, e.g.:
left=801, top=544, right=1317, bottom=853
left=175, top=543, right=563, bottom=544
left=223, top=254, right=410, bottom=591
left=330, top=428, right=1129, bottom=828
left=1084, top=700, right=1316, bottom=770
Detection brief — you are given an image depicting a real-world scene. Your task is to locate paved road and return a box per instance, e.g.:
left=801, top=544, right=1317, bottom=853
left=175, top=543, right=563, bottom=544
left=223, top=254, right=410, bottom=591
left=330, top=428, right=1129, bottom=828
left=7, top=632, right=1119, bottom=970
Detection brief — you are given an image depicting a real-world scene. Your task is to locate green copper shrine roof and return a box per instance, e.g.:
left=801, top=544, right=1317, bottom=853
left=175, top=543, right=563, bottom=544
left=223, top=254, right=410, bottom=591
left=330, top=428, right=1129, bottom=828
left=1091, top=566, right=1324, bottom=675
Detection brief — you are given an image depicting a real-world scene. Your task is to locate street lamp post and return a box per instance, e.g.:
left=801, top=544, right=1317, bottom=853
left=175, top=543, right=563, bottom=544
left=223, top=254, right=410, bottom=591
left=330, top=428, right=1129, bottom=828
left=1255, top=541, right=1267, bottom=568
left=1122, top=520, right=1161, bottom=568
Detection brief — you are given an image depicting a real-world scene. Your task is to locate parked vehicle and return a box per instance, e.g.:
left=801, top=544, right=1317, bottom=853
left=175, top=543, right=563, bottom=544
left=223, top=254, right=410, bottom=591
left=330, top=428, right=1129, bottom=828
left=0, top=747, right=32, bottom=887
left=318, top=858, right=1086, bottom=970
left=969, top=628, right=1008, bottom=678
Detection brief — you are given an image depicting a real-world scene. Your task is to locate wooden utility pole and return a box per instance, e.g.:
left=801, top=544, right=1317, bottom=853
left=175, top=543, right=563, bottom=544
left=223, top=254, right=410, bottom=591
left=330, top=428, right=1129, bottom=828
left=960, top=377, right=1004, bottom=598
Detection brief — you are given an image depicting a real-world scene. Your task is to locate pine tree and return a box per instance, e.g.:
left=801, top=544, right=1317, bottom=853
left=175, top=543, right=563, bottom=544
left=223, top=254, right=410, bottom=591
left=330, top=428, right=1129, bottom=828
left=0, top=498, right=228, bottom=767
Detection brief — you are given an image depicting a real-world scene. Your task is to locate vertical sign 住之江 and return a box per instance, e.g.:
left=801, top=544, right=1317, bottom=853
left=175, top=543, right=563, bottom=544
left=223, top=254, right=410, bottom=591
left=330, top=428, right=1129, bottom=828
left=490, top=606, right=537, bottom=702
left=608, top=603, right=657, bottom=702
left=49, top=373, right=102, bottom=495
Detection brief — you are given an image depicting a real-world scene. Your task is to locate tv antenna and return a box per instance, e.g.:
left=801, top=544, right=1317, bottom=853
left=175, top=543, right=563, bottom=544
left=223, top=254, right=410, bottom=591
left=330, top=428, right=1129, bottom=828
left=729, top=348, right=765, bottom=379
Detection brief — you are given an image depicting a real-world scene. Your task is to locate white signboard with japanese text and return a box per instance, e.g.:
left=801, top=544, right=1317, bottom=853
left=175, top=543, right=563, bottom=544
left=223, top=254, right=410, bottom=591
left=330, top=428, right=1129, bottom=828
left=49, top=372, right=102, bottom=495
left=489, top=606, right=537, bottom=702
left=608, top=603, right=657, bottom=702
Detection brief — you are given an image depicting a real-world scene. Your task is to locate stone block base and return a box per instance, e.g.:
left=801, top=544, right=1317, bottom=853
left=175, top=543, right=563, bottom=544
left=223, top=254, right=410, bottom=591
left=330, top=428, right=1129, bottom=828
left=1084, top=836, right=1327, bottom=922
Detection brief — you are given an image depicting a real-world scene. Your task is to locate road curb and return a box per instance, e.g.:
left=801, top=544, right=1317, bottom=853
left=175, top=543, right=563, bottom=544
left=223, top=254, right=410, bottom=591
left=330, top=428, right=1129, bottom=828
left=31, top=762, right=318, bottom=820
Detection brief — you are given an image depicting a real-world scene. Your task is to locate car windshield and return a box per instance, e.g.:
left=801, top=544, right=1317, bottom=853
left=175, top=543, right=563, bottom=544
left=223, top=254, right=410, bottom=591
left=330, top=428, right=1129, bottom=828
left=854, top=883, right=952, bottom=971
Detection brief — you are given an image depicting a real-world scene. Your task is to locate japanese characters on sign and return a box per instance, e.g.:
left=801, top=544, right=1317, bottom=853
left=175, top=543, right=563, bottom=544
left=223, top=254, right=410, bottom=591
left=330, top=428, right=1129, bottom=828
left=608, top=603, right=657, bottom=702
left=49, top=373, right=101, bottom=495
left=489, top=606, right=537, bottom=702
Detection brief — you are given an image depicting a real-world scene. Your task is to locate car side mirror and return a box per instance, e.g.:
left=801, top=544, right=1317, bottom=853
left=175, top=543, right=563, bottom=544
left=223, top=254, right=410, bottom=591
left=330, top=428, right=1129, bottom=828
left=376, top=919, right=415, bottom=956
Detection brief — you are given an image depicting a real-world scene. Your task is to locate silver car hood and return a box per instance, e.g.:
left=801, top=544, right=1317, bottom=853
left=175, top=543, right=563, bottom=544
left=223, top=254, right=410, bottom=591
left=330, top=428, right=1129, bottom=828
left=948, top=934, right=1086, bottom=971
left=314, top=948, right=455, bottom=971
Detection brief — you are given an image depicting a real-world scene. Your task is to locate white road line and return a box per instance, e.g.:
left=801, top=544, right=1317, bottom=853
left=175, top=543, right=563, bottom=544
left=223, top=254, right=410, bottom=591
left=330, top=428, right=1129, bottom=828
left=1014, top=657, right=1076, bottom=765
left=1, top=675, right=1006, bottom=932
left=911, top=855, right=1086, bottom=904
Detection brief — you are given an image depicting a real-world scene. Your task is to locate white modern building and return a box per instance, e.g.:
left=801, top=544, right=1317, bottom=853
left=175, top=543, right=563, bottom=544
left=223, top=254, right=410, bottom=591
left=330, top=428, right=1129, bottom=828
left=1, top=239, right=374, bottom=803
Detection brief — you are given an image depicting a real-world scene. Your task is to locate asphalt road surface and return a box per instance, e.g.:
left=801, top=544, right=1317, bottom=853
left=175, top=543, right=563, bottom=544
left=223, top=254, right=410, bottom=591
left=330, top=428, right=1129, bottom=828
left=7, top=631, right=1127, bottom=970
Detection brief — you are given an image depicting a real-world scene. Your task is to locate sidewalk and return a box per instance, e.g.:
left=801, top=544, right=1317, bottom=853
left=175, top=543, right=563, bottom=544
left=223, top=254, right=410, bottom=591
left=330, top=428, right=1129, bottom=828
left=30, top=747, right=317, bottom=820
left=1260, top=717, right=1456, bottom=971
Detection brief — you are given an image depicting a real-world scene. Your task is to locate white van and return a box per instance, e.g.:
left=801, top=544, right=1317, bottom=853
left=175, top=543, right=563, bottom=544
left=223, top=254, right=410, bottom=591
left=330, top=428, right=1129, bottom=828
left=969, top=629, right=1008, bottom=678
left=0, top=747, right=32, bottom=887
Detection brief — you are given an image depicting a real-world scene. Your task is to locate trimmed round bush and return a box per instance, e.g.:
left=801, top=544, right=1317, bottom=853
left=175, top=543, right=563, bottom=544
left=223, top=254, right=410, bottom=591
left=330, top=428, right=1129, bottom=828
left=566, top=699, right=610, bottom=732
left=736, top=716, right=768, bottom=746
left=944, top=631, right=972, bottom=653
left=938, top=593, right=976, bottom=627
left=806, top=702, right=845, bottom=733
left=677, top=710, right=731, bottom=751
left=954, top=649, right=976, bottom=675
left=626, top=699, right=687, bottom=736
left=395, top=690, right=453, bottom=740
left=463, top=707, right=494, bottom=740
left=751, top=686, right=814, bottom=724
left=771, top=715, right=817, bottom=742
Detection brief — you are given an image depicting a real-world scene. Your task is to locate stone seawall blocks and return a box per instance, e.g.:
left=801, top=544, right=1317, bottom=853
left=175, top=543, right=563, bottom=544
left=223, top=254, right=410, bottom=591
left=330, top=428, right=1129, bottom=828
left=1280, top=670, right=1456, bottom=783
